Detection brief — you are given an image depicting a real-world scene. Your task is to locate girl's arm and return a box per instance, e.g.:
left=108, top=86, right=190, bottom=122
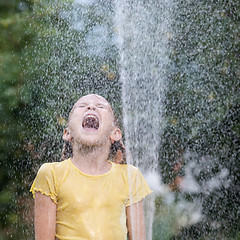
left=126, top=200, right=146, bottom=240
left=34, top=192, right=57, bottom=240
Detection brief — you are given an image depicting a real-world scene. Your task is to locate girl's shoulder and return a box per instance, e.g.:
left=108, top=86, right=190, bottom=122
left=112, top=162, right=138, bottom=170
left=111, top=162, right=140, bottom=176
left=37, top=158, right=71, bottom=177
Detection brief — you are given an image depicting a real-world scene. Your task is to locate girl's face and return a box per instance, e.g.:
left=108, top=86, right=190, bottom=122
left=67, top=94, right=117, bottom=147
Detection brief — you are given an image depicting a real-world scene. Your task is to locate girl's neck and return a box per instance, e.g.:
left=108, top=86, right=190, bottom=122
left=71, top=143, right=112, bottom=175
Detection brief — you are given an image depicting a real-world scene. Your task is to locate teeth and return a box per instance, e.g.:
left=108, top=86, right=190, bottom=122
left=86, top=115, right=98, bottom=121
left=82, top=113, right=100, bottom=131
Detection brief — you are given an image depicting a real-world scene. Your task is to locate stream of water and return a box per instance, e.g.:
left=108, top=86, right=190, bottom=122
left=115, top=1, right=173, bottom=238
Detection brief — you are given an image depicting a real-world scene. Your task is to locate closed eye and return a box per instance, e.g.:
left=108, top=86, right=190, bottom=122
left=78, top=103, right=87, bottom=108
left=96, top=104, right=107, bottom=109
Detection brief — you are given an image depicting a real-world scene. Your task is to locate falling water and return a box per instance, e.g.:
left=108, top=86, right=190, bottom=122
left=115, top=1, right=173, bottom=239
left=115, top=0, right=172, bottom=170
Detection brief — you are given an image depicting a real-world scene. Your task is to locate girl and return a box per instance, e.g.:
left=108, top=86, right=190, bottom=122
left=30, top=94, right=152, bottom=240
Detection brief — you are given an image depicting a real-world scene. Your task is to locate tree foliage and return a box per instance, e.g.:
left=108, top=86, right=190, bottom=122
left=159, top=0, right=240, bottom=238
left=0, top=0, right=36, bottom=239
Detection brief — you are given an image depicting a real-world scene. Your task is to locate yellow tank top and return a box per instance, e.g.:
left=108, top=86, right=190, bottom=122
left=30, top=159, right=152, bottom=240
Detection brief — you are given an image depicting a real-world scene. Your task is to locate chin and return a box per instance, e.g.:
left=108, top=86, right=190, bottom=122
left=75, top=135, right=103, bottom=147
left=72, top=128, right=110, bottom=148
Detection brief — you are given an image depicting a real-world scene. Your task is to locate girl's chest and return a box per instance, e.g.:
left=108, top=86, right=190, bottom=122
left=57, top=174, right=128, bottom=212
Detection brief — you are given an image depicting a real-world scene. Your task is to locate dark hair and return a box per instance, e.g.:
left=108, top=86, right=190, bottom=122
left=108, top=139, right=126, bottom=164
left=60, top=97, right=127, bottom=164
left=61, top=140, right=73, bottom=161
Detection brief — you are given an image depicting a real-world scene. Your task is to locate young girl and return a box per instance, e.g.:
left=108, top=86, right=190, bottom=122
left=30, top=94, right=152, bottom=240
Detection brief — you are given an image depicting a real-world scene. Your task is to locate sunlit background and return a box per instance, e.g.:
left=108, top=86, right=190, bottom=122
left=0, top=0, right=239, bottom=239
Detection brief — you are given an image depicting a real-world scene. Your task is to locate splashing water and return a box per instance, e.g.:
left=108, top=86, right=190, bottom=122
left=115, top=0, right=173, bottom=239
left=115, top=0, right=172, bottom=170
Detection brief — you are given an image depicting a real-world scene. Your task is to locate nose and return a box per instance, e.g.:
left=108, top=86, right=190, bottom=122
left=87, top=104, right=96, bottom=110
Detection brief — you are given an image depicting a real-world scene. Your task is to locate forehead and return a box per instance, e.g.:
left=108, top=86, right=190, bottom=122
left=74, top=94, right=110, bottom=107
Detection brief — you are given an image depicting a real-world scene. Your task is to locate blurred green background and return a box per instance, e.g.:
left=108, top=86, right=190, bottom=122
left=0, top=0, right=239, bottom=239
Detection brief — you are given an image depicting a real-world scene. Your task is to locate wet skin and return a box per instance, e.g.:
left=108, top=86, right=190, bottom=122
left=68, top=94, right=116, bottom=147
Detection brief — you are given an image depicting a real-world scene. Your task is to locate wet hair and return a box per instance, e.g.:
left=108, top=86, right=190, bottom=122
left=61, top=140, right=73, bottom=162
left=107, top=112, right=126, bottom=164
left=60, top=96, right=126, bottom=164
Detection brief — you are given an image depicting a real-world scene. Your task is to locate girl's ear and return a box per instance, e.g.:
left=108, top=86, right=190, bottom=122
left=110, top=128, right=122, bottom=142
left=63, top=128, right=72, bottom=141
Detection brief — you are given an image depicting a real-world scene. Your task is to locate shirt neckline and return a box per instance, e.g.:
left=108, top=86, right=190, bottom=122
left=68, top=158, right=114, bottom=178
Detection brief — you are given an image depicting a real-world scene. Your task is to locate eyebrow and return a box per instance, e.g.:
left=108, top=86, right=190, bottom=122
left=96, top=103, right=108, bottom=106
left=77, top=102, right=87, bottom=105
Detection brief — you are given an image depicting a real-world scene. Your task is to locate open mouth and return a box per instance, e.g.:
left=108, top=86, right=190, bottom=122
left=82, top=114, right=99, bottom=130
